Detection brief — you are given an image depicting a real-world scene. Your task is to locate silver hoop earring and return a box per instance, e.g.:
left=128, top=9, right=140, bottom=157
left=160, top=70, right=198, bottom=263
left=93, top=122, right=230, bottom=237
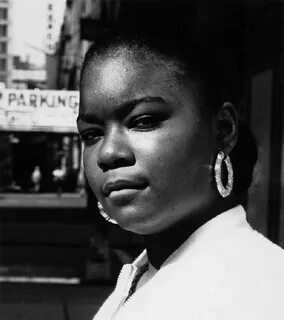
left=97, top=202, right=118, bottom=224
left=214, top=151, right=233, bottom=198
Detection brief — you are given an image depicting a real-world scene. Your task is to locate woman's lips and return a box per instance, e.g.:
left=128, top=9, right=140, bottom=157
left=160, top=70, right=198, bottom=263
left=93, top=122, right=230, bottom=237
left=103, top=178, right=147, bottom=197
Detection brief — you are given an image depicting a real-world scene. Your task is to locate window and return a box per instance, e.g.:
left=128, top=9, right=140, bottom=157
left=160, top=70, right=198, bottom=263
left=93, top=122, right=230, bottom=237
left=0, top=58, right=6, bottom=70
left=0, top=8, right=8, bottom=20
left=0, top=25, right=7, bottom=37
left=0, top=42, right=6, bottom=54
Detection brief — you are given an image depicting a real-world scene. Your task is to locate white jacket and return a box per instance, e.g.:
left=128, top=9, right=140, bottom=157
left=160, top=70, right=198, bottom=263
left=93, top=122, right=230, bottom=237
left=93, top=205, right=284, bottom=320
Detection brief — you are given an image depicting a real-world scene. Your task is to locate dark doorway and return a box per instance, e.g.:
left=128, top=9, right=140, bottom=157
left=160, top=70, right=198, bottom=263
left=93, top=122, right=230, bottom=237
left=12, top=134, right=47, bottom=191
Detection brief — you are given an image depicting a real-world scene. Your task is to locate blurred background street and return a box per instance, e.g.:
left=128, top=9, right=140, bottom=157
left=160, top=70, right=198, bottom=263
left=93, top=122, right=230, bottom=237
left=0, top=282, right=112, bottom=320
left=0, top=190, right=142, bottom=319
left=0, top=193, right=86, bottom=208
left=0, top=192, right=114, bottom=320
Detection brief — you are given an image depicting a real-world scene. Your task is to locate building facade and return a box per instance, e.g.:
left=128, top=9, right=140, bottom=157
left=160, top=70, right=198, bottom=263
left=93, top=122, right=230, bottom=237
left=0, top=0, right=12, bottom=87
left=0, top=0, right=86, bottom=194
left=58, top=0, right=114, bottom=90
left=0, top=88, right=81, bottom=193
left=11, top=56, right=47, bottom=89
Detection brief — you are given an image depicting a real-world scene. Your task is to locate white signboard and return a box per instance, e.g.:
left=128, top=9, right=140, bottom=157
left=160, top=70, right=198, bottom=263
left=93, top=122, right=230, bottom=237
left=0, top=89, right=79, bottom=133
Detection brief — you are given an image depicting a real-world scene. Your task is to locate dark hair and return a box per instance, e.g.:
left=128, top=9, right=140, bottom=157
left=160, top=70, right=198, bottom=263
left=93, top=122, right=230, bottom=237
left=81, top=1, right=258, bottom=195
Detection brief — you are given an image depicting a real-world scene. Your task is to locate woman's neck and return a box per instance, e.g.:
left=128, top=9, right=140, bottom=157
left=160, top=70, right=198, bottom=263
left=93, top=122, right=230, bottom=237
left=143, top=198, right=242, bottom=270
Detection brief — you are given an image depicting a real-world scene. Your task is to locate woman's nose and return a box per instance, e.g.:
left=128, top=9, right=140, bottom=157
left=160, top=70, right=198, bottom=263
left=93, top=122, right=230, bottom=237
left=97, top=126, right=135, bottom=171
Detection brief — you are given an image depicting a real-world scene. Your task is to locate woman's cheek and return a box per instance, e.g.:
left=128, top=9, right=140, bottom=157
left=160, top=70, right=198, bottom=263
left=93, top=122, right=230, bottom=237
left=131, top=129, right=172, bottom=157
left=83, top=149, right=99, bottom=190
left=82, top=146, right=91, bottom=166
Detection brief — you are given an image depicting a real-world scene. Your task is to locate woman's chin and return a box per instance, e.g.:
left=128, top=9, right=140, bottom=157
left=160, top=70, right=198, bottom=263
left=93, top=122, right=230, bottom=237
left=107, top=201, right=176, bottom=235
left=113, top=212, right=167, bottom=235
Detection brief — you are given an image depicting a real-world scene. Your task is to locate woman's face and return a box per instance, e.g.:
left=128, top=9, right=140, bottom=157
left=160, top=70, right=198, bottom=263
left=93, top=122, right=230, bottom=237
left=78, top=50, right=217, bottom=234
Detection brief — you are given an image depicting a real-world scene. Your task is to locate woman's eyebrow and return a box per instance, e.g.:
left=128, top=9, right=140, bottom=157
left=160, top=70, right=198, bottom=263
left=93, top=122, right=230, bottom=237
left=77, top=96, right=165, bottom=123
left=115, top=96, right=166, bottom=118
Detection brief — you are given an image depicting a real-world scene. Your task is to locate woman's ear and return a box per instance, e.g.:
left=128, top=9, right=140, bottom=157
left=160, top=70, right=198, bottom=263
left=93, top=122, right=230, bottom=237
left=215, top=102, right=238, bottom=154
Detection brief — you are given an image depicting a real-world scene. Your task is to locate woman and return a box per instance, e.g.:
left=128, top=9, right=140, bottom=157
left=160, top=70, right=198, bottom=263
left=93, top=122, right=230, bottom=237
left=77, top=2, right=284, bottom=319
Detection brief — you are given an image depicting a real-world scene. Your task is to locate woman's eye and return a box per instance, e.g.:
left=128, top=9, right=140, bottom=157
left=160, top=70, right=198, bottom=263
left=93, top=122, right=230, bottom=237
left=130, top=115, right=160, bottom=130
left=80, top=130, right=103, bottom=146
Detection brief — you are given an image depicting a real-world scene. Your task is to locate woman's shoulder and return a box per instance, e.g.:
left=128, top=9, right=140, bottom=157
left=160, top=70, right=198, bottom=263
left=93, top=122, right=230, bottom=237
left=168, top=205, right=284, bottom=268
left=229, top=218, right=284, bottom=266
left=166, top=207, right=284, bottom=296
left=206, top=205, right=284, bottom=267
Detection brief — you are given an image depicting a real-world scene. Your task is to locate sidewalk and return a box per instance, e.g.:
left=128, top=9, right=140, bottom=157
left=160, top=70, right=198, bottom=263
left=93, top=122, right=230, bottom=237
left=0, top=192, right=93, bottom=283
left=0, top=192, right=117, bottom=320
left=0, top=193, right=87, bottom=209
left=0, top=282, right=113, bottom=320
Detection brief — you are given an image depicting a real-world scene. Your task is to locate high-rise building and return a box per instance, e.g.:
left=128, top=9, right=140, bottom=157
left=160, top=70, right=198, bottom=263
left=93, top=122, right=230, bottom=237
left=58, top=0, right=119, bottom=90
left=0, top=0, right=12, bottom=87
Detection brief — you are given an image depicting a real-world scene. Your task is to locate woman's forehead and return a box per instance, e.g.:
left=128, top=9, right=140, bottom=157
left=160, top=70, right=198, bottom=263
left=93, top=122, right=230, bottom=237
left=83, top=46, right=183, bottom=82
left=93, top=55, right=139, bottom=98
left=81, top=51, right=182, bottom=101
